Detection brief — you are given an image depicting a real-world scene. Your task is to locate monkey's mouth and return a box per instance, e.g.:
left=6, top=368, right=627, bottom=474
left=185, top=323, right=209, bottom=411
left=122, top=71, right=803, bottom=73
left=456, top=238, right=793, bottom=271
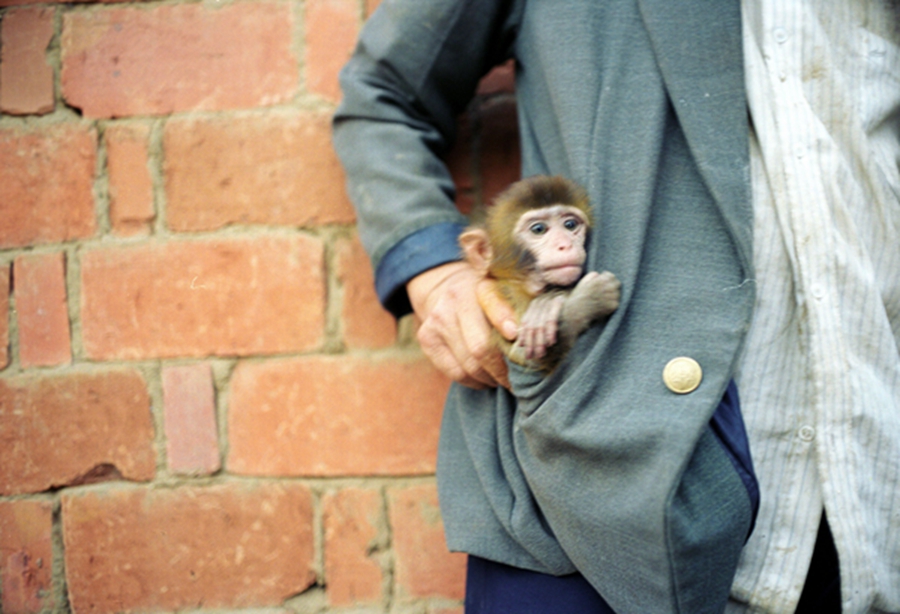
left=543, top=265, right=583, bottom=286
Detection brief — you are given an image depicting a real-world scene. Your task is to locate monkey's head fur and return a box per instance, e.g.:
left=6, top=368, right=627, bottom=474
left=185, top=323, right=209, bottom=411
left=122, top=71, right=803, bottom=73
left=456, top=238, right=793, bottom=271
left=482, top=175, right=593, bottom=281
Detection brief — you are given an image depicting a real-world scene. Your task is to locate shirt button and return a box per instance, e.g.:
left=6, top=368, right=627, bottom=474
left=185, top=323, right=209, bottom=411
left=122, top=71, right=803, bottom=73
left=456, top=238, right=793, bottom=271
left=811, top=284, right=825, bottom=300
left=774, top=27, right=789, bottom=43
left=663, top=357, right=703, bottom=394
left=799, top=425, right=816, bottom=442
left=794, top=144, right=806, bottom=159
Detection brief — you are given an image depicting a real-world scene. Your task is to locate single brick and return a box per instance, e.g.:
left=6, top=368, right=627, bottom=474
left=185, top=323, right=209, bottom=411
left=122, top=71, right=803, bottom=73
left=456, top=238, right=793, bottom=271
left=0, top=499, right=55, bottom=613
left=162, top=363, right=220, bottom=475
left=365, top=0, right=381, bottom=17
left=14, top=252, right=72, bottom=368
left=336, top=236, right=396, bottom=349
left=60, top=2, right=296, bottom=118
left=477, top=97, right=521, bottom=204
left=445, top=113, right=475, bottom=215
left=0, top=265, right=9, bottom=370
left=106, top=123, right=154, bottom=236
left=305, top=0, right=359, bottom=102
left=0, top=125, right=96, bottom=249
left=389, top=484, right=466, bottom=601
left=0, top=369, right=155, bottom=495
left=323, top=488, right=384, bottom=606
left=164, top=112, right=355, bottom=232
left=476, top=60, right=516, bottom=96
left=62, top=482, right=316, bottom=613
left=80, top=235, right=325, bottom=360
left=228, top=355, right=450, bottom=476
left=0, top=0, right=46, bottom=6
left=0, top=7, right=54, bottom=115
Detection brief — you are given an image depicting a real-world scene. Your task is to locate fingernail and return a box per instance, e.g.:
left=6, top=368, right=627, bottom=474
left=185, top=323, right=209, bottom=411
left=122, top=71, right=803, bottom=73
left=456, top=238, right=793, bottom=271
left=502, top=320, right=518, bottom=338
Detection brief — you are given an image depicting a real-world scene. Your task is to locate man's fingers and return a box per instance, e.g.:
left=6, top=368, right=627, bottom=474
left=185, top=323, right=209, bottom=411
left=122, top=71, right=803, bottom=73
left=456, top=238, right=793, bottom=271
left=407, top=262, right=511, bottom=390
left=416, top=323, right=492, bottom=389
left=456, top=293, right=510, bottom=389
left=479, top=348, right=510, bottom=389
left=476, top=279, right=518, bottom=340
left=416, top=302, right=499, bottom=389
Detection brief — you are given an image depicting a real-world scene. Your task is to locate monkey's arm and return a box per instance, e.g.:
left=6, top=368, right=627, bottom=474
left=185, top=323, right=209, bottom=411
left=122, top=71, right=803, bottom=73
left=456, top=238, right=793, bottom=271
left=513, top=271, right=621, bottom=368
left=515, top=292, right=566, bottom=362
left=558, top=271, right=621, bottom=345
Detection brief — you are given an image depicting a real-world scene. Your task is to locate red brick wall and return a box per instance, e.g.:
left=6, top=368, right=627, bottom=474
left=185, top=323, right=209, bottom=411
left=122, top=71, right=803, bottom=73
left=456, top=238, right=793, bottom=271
left=0, top=0, right=520, bottom=612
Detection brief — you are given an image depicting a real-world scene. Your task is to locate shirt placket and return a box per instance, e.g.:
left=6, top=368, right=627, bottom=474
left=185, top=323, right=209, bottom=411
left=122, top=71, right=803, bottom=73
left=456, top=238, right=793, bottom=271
left=753, top=4, right=835, bottom=610
left=771, top=7, right=876, bottom=613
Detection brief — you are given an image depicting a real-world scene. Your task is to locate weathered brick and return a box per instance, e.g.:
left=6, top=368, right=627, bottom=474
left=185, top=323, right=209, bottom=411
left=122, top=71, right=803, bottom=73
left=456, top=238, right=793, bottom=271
left=389, top=484, right=466, bottom=601
left=365, top=0, right=381, bottom=17
left=0, top=7, right=54, bottom=115
left=164, top=112, right=355, bottom=232
left=106, top=123, right=154, bottom=237
left=336, top=236, right=396, bottom=349
left=62, top=482, right=315, bottom=613
left=0, top=125, right=96, bottom=249
left=0, top=265, right=9, bottom=370
left=81, top=235, right=325, bottom=360
left=0, top=0, right=138, bottom=4
left=228, top=355, right=450, bottom=476
left=305, top=0, right=359, bottom=102
left=14, top=252, right=71, bottom=368
left=445, top=113, right=475, bottom=215
left=476, top=60, right=516, bottom=96
left=323, top=488, right=383, bottom=606
left=0, top=499, right=55, bottom=613
left=61, top=2, right=296, bottom=118
left=477, top=97, right=521, bottom=204
left=162, top=363, right=220, bottom=476
left=0, top=0, right=55, bottom=6
left=0, top=369, right=155, bottom=495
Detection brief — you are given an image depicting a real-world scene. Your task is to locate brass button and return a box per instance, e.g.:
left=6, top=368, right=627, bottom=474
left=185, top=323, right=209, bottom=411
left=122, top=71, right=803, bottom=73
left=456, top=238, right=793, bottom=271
left=663, top=357, right=702, bottom=394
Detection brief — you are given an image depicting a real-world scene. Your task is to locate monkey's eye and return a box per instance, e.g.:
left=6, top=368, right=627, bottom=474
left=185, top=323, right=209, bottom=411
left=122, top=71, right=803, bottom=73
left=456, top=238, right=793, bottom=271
left=563, top=218, right=581, bottom=231
left=529, top=222, right=548, bottom=235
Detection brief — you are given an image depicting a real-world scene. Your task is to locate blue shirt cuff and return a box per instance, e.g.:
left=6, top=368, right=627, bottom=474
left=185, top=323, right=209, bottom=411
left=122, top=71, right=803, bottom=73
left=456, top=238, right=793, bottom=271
left=375, top=221, right=469, bottom=318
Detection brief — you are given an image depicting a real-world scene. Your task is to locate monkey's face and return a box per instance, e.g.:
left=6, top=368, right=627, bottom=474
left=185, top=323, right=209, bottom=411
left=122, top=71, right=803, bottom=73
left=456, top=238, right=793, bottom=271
left=513, top=204, right=589, bottom=294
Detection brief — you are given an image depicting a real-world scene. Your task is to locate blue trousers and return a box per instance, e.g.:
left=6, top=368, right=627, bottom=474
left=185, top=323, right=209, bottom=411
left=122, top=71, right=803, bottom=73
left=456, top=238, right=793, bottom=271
left=464, top=556, right=616, bottom=614
left=466, top=518, right=841, bottom=614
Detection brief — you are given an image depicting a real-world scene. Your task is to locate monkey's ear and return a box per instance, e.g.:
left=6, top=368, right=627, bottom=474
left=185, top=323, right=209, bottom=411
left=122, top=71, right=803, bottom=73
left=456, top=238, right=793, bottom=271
left=459, top=228, right=493, bottom=274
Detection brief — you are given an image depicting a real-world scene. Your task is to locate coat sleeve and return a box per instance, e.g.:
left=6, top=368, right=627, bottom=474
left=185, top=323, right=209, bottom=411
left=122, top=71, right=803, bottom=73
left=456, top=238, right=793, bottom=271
left=332, top=0, right=520, bottom=317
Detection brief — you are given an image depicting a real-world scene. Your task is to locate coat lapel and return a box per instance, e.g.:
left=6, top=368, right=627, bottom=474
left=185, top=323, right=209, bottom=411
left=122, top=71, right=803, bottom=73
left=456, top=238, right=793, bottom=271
left=637, top=0, right=753, bottom=273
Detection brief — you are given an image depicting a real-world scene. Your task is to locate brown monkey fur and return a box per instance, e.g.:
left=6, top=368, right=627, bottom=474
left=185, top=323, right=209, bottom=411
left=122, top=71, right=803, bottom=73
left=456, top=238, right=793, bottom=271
left=459, top=175, right=621, bottom=372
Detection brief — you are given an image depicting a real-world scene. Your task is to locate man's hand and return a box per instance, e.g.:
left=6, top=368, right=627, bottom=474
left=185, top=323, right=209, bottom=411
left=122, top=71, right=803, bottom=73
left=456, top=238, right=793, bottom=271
left=407, top=262, right=517, bottom=389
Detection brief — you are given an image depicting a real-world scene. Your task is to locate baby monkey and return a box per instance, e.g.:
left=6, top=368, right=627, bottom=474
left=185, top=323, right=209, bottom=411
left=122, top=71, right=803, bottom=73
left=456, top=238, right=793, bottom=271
left=459, top=175, right=621, bottom=372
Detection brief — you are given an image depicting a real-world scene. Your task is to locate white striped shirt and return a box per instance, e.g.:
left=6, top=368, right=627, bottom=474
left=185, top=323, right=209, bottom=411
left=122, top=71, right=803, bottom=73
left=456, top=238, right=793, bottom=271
left=729, top=1, right=900, bottom=612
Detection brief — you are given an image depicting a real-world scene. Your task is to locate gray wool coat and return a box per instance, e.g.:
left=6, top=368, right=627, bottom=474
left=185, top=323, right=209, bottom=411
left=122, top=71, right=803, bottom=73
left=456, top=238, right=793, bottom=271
left=333, top=0, right=757, bottom=612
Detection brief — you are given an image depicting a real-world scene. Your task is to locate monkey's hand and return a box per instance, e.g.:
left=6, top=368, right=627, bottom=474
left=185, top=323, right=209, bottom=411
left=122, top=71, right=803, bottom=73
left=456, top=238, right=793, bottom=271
left=560, top=271, right=621, bottom=338
left=515, top=292, right=566, bottom=361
